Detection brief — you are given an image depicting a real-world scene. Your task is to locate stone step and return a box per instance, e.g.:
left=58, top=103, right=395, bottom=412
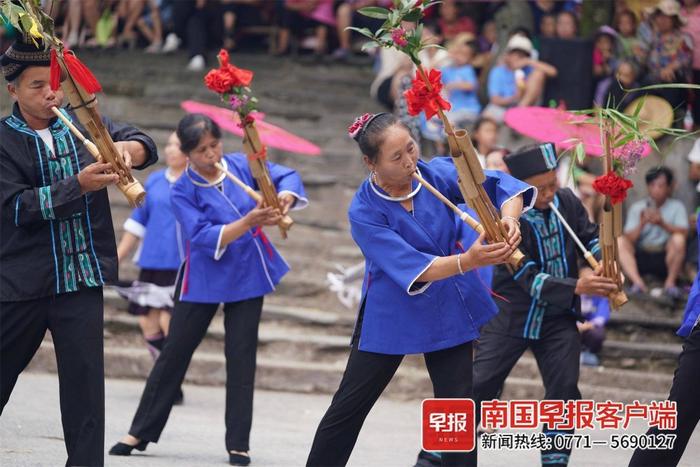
left=27, top=340, right=669, bottom=405
left=101, top=308, right=675, bottom=398
left=602, top=339, right=682, bottom=361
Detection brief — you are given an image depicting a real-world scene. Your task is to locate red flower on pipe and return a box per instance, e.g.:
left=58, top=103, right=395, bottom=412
left=593, top=172, right=633, bottom=205
left=204, top=49, right=253, bottom=93
left=404, top=68, right=451, bottom=120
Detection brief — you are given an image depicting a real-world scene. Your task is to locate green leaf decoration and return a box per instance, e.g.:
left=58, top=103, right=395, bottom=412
left=357, top=6, right=390, bottom=19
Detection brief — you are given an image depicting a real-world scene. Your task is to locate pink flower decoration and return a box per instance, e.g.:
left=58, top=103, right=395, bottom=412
left=391, top=28, right=409, bottom=48
left=348, top=113, right=374, bottom=139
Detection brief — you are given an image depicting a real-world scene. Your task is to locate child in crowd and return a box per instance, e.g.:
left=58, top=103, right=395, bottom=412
left=615, top=9, right=642, bottom=61
left=442, top=33, right=481, bottom=128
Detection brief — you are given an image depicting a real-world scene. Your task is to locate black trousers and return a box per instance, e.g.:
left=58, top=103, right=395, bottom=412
left=0, top=287, right=105, bottom=467
left=171, top=0, right=223, bottom=58
left=628, top=324, right=700, bottom=467
left=307, top=341, right=476, bottom=467
left=128, top=295, right=263, bottom=452
left=473, top=318, right=581, bottom=467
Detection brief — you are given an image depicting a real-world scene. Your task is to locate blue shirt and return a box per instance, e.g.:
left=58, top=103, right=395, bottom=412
left=171, top=153, right=307, bottom=304
left=679, top=216, right=700, bottom=337
left=488, top=65, right=532, bottom=99
left=125, top=169, right=184, bottom=270
left=441, top=64, right=481, bottom=114
left=349, top=157, right=535, bottom=355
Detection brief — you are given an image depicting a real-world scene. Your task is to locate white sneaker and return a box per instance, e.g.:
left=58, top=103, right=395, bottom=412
left=186, top=55, right=205, bottom=72
left=162, top=33, right=181, bottom=54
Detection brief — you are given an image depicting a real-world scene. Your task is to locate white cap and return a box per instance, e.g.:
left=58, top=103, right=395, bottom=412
left=505, top=35, right=533, bottom=56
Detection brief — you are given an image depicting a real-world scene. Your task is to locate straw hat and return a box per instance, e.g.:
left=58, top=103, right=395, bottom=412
left=647, top=0, right=687, bottom=24
left=623, top=95, right=674, bottom=140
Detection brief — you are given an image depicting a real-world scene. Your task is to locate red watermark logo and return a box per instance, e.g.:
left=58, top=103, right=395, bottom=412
left=421, top=398, right=476, bottom=452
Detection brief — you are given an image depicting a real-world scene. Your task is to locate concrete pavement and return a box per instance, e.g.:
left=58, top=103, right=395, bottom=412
left=1, top=372, right=699, bottom=466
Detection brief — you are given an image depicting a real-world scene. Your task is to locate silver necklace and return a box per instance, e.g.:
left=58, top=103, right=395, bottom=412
left=186, top=158, right=227, bottom=188
left=369, top=168, right=422, bottom=202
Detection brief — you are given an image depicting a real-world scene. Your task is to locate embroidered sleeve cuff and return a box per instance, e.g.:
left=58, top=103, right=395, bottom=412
left=123, top=218, right=146, bottom=238
left=214, top=225, right=227, bottom=260
left=501, top=186, right=538, bottom=215
left=407, top=257, right=439, bottom=296
left=278, top=190, right=309, bottom=211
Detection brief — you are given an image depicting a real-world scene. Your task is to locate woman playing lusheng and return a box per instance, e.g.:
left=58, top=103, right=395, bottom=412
left=110, top=113, right=307, bottom=466
left=306, top=113, right=536, bottom=467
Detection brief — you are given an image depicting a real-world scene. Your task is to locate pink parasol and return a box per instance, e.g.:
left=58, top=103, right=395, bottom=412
left=504, top=106, right=651, bottom=157
left=180, top=100, right=321, bottom=156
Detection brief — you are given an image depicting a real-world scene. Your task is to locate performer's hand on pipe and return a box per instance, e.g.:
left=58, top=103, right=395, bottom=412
left=415, top=233, right=512, bottom=282
left=278, top=193, right=296, bottom=215
left=114, top=140, right=147, bottom=168
left=244, top=200, right=283, bottom=228
left=501, top=217, right=522, bottom=250
left=219, top=201, right=283, bottom=248
left=574, top=273, right=618, bottom=297
left=465, top=232, right=513, bottom=269
left=78, top=162, right=119, bottom=194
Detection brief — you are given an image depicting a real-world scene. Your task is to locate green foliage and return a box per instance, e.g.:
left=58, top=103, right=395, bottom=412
left=350, top=0, right=443, bottom=65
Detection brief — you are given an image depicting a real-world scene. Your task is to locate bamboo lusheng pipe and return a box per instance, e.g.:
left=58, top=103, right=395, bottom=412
left=214, top=162, right=294, bottom=237
left=600, top=121, right=629, bottom=309
left=548, top=202, right=599, bottom=269
left=412, top=172, right=484, bottom=234
left=238, top=118, right=293, bottom=239
left=50, top=105, right=146, bottom=207
left=53, top=52, right=146, bottom=207
left=550, top=200, right=626, bottom=307
left=414, top=66, right=524, bottom=268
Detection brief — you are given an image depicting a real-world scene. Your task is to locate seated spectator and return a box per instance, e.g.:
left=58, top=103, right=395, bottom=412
left=618, top=166, right=689, bottom=299
left=484, top=147, right=510, bottom=172
left=615, top=9, right=642, bottom=61
left=442, top=33, right=481, bottom=128
left=578, top=293, right=609, bottom=367
left=276, top=0, right=334, bottom=56
left=473, top=19, right=497, bottom=70
left=135, top=0, right=165, bottom=53
left=593, top=26, right=619, bottom=84
left=417, top=22, right=449, bottom=69
left=539, top=13, right=557, bottom=40
left=530, top=0, right=560, bottom=35
left=168, top=0, right=224, bottom=71
left=332, top=0, right=388, bottom=61
left=637, top=0, right=693, bottom=109
left=471, top=117, right=499, bottom=166
left=438, top=0, right=476, bottom=41
left=221, top=0, right=266, bottom=52
left=556, top=10, right=579, bottom=39
left=595, top=60, right=642, bottom=108
left=683, top=0, right=700, bottom=128
left=370, top=47, right=412, bottom=111
left=477, top=20, right=497, bottom=55
left=483, top=35, right=557, bottom=122
left=59, top=0, right=99, bottom=48
left=687, top=138, right=700, bottom=207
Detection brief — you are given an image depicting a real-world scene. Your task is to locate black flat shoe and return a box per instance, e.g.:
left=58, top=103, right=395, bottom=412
left=109, top=440, right=148, bottom=456
left=229, top=452, right=251, bottom=466
left=173, top=387, right=184, bottom=406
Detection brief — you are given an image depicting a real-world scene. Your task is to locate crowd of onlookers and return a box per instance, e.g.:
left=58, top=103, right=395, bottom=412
left=0, top=1, right=698, bottom=107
